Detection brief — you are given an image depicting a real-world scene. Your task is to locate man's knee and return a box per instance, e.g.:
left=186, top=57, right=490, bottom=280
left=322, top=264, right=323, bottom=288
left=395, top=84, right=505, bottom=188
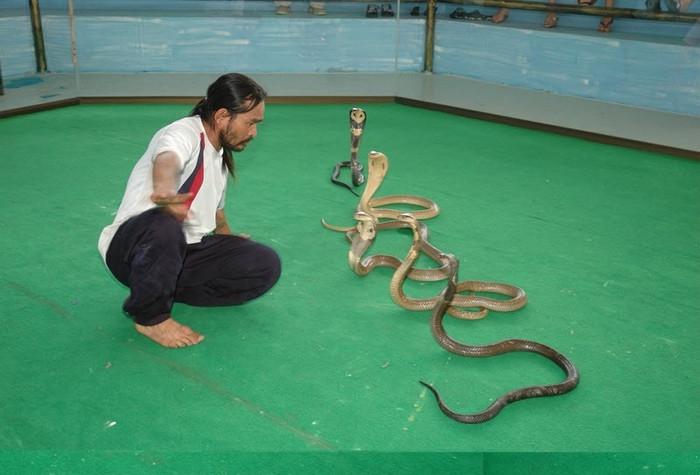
left=226, top=241, right=281, bottom=301
left=174, top=237, right=281, bottom=306
left=258, top=244, right=282, bottom=290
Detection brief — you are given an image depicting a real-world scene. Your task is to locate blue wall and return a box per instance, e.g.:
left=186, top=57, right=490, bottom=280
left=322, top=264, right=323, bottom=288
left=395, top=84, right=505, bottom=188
left=1, top=1, right=698, bottom=116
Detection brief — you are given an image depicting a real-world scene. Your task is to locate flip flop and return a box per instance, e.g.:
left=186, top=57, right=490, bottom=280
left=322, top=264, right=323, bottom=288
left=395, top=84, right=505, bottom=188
left=464, top=10, right=491, bottom=21
left=450, top=7, right=466, bottom=19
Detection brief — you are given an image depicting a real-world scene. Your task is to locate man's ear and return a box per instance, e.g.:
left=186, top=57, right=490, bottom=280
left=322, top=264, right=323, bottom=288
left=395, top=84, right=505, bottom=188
left=213, top=108, right=230, bottom=127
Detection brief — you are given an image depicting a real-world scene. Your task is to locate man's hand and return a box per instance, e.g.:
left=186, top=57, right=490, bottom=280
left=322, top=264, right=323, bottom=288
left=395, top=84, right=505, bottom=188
left=151, top=191, right=192, bottom=222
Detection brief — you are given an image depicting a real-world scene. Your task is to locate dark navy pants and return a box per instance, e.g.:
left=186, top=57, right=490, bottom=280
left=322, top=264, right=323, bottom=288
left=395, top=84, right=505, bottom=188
left=105, top=208, right=281, bottom=326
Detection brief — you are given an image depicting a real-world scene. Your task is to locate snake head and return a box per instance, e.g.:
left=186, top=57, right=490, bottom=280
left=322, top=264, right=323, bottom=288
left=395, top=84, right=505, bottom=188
left=350, top=108, right=367, bottom=132
left=353, top=211, right=377, bottom=240
left=367, top=151, right=387, bottom=175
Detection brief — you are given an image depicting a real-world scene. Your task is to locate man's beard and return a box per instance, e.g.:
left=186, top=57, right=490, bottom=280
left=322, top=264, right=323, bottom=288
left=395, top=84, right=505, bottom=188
left=231, top=140, right=249, bottom=152
left=220, top=131, right=250, bottom=152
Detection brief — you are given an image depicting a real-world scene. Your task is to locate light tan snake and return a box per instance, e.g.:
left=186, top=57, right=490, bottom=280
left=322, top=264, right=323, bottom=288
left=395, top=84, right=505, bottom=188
left=324, top=151, right=526, bottom=319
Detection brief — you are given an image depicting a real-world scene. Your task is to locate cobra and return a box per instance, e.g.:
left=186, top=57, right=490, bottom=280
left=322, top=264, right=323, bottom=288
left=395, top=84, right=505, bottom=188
left=323, top=150, right=579, bottom=423
left=330, top=108, right=367, bottom=195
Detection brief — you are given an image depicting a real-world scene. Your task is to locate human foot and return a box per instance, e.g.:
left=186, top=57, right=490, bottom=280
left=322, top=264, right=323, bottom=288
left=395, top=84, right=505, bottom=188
left=491, top=8, right=509, bottom=23
left=135, top=318, right=204, bottom=348
left=598, top=16, right=614, bottom=33
left=544, top=12, right=558, bottom=28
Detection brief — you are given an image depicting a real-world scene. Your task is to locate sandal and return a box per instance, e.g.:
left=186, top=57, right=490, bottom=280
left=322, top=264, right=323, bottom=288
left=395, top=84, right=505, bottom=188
left=464, top=9, right=491, bottom=21
left=450, top=7, right=466, bottom=19
left=645, top=0, right=661, bottom=10
left=544, top=13, right=558, bottom=28
left=665, top=0, right=682, bottom=12
left=598, top=16, right=614, bottom=33
left=577, top=0, right=598, bottom=5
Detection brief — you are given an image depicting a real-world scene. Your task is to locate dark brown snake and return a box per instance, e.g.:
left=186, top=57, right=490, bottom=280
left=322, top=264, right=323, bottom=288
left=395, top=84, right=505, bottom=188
left=420, top=252, right=579, bottom=423
left=323, top=134, right=579, bottom=423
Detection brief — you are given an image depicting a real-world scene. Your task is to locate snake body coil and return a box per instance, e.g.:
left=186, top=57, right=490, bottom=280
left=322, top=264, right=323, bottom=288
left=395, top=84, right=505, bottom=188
left=420, top=254, right=579, bottom=423
left=323, top=149, right=579, bottom=424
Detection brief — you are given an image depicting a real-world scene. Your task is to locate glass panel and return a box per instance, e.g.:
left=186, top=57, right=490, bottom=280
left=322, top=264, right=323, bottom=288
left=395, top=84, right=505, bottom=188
left=65, top=0, right=407, bottom=98
left=71, top=0, right=395, bottom=74
left=1, top=1, right=415, bottom=108
left=431, top=0, right=700, bottom=117
left=0, top=0, right=79, bottom=114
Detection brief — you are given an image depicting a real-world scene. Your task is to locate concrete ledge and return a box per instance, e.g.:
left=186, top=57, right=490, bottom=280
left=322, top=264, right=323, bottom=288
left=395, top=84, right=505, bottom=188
left=396, top=72, right=700, bottom=154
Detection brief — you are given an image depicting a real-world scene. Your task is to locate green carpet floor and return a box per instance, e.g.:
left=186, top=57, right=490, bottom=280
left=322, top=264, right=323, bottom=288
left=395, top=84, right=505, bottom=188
left=1, top=103, right=698, bottom=473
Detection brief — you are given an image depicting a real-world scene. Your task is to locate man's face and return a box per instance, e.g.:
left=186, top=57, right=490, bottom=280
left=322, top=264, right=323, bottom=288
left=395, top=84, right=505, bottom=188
left=220, top=100, right=265, bottom=152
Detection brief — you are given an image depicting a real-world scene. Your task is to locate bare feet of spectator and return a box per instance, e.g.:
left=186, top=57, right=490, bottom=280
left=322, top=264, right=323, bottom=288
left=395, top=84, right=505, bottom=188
left=135, top=318, right=205, bottom=348
left=491, top=8, right=509, bottom=23
left=598, top=17, right=614, bottom=32
left=544, top=12, right=558, bottom=28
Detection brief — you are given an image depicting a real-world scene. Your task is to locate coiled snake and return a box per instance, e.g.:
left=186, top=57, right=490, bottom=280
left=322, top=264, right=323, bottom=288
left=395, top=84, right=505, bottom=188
left=323, top=148, right=580, bottom=424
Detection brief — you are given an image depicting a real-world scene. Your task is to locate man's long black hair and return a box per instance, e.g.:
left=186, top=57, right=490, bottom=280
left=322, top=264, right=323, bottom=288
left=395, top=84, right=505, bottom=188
left=190, top=73, right=267, bottom=176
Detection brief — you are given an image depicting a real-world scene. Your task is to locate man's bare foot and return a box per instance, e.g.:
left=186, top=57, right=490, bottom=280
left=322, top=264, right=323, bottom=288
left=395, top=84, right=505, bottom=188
left=491, top=8, right=509, bottom=23
left=135, top=318, right=204, bottom=348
